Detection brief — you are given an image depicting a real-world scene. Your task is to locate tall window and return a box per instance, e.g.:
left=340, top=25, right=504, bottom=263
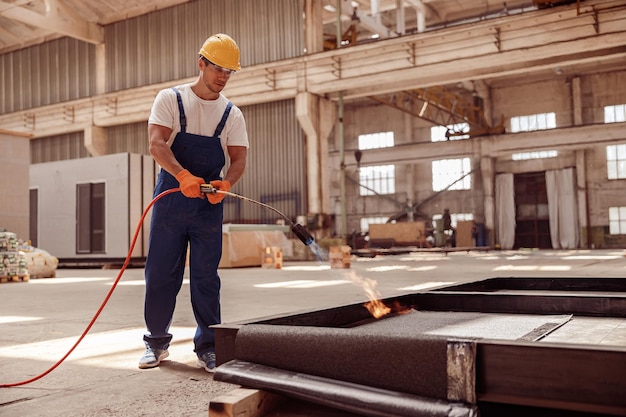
left=609, top=206, right=626, bottom=235
left=358, top=131, right=394, bottom=149
left=431, top=123, right=469, bottom=142
left=606, top=144, right=626, bottom=180
left=432, top=158, right=471, bottom=191
left=512, top=150, right=558, bottom=161
left=358, top=132, right=395, bottom=196
left=76, top=182, right=106, bottom=254
left=29, top=188, right=38, bottom=247
left=360, top=217, right=387, bottom=233
left=510, top=112, right=556, bottom=132
left=359, top=165, right=395, bottom=195
left=605, top=104, right=626, bottom=123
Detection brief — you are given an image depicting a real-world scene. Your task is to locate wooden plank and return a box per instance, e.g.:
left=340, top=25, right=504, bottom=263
left=477, top=341, right=626, bottom=416
left=369, top=222, right=425, bottom=245
left=456, top=221, right=475, bottom=247
left=208, top=388, right=285, bottom=417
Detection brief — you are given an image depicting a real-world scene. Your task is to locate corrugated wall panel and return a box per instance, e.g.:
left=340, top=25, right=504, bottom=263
left=103, top=100, right=307, bottom=224
left=0, top=38, right=96, bottom=114
left=30, top=133, right=90, bottom=164
left=105, top=0, right=304, bottom=92
left=108, top=122, right=150, bottom=155
left=224, top=99, right=307, bottom=224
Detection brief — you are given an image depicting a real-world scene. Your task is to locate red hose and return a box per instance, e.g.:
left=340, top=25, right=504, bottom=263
left=0, top=187, right=180, bottom=388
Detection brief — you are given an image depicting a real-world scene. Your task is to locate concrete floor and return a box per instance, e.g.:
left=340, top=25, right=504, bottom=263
left=1, top=248, right=626, bottom=417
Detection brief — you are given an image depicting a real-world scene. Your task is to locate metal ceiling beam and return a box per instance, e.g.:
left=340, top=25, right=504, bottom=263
left=0, top=0, right=103, bottom=45
left=339, top=0, right=394, bottom=38
left=368, top=86, right=505, bottom=137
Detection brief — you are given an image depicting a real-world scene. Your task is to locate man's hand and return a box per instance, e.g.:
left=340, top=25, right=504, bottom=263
left=175, top=169, right=204, bottom=198
left=207, top=180, right=231, bottom=204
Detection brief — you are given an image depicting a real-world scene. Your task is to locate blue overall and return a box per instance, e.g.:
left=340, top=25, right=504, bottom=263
left=143, top=88, right=233, bottom=357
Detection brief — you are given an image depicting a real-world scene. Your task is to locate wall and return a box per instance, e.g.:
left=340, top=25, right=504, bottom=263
left=0, top=133, right=30, bottom=240
left=330, top=69, right=626, bottom=248
left=492, top=77, right=573, bottom=129
left=585, top=145, right=626, bottom=248
left=105, top=0, right=304, bottom=92
left=29, top=153, right=147, bottom=260
left=0, top=38, right=96, bottom=113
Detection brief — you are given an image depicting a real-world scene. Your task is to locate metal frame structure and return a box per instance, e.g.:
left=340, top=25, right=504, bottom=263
left=214, top=277, right=626, bottom=416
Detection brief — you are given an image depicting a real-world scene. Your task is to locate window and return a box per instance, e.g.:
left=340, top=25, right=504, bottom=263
left=358, top=131, right=394, bottom=149
left=609, top=206, right=626, bottom=235
left=606, top=144, right=626, bottom=180
left=76, top=182, right=106, bottom=254
left=605, top=104, right=626, bottom=123
left=357, top=132, right=396, bottom=196
left=432, top=158, right=471, bottom=191
left=512, top=150, right=558, bottom=161
left=510, top=112, right=556, bottom=132
left=431, top=123, right=469, bottom=142
left=360, top=217, right=387, bottom=233
left=29, top=188, right=38, bottom=247
left=359, top=165, right=395, bottom=196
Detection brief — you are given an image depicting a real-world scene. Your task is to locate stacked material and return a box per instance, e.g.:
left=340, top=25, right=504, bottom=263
left=0, top=230, right=29, bottom=282
left=19, top=244, right=58, bottom=278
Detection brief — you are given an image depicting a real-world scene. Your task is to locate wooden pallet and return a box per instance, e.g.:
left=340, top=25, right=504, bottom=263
left=0, top=274, right=30, bottom=283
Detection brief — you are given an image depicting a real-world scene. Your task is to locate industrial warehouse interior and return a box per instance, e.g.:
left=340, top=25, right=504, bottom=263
left=1, top=0, right=626, bottom=416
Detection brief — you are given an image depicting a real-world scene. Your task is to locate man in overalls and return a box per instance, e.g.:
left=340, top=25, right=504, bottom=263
left=140, top=34, right=249, bottom=372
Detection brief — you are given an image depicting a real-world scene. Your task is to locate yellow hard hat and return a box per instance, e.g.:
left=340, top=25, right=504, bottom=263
left=198, top=34, right=241, bottom=71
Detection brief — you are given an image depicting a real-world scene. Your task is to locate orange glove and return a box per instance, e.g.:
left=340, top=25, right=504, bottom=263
left=207, top=180, right=231, bottom=204
left=175, top=169, right=204, bottom=198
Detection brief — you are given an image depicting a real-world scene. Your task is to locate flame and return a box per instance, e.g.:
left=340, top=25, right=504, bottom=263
left=340, top=270, right=391, bottom=319
left=365, top=298, right=391, bottom=319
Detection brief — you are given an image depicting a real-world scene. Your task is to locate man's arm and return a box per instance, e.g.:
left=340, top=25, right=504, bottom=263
left=223, top=146, right=247, bottom=186
left=148, top=123, right=185, bottom=177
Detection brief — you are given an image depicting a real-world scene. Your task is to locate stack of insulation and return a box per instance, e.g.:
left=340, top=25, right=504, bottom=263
left=0, top=229, right=29, bottom=280
left=19, top=243, right=58, bottom=278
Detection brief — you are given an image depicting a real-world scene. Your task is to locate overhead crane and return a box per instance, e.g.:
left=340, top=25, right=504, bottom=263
left=368, top=85, right=506, bottom=138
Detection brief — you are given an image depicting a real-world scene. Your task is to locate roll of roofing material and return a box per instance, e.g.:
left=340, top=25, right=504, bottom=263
left=232, top=323, right=449, bottom=399
left=214, top=360, right=478, bottom=417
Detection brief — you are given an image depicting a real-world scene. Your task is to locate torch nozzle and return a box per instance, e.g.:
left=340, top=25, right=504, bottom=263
left=291, top=223, right=314, bottom=246
left=199, top=183, right=315, bottom=247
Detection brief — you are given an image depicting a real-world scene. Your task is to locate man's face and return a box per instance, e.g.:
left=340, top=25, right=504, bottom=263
left=200, top=57, right=234, bottom=94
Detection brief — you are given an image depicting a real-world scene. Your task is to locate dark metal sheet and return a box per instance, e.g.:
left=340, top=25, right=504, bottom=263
left=214, top=360, right=479, bottom=417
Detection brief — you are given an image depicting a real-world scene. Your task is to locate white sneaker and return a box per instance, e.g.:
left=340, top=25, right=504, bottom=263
left=138, top=347, right=169, bottom=369
left=197, top=351, right=216, bottom=373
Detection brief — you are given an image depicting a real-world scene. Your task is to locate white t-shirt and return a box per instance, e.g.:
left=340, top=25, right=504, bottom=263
left=148, top=83, right=249, bottom=151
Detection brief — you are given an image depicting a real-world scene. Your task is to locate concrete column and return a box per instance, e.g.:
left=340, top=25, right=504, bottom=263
left=572, top=77, right=588, bottom=247
left=95, top=43, right=106, bottom=95
left=295, top=92, right=336, bottom=217
left=0, top=130, right=32, bottom=241
left=572, top=76, right=583, bottom=126
left=480, top=156, right=495, bottom=247
left=575, top=150, right=589, bottom=247
left=304, top=0, right=325, bottom=54
left=318, top=98, right=336, bottom=215
left=84, top=125, right=107, bottom=156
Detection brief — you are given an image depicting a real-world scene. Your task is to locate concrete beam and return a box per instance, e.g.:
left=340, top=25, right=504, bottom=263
left=331, top=122, right=626, bottom=168
left=84, top=125, right=107, bottom=156
left=0, top=0, right=104, bottom=44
